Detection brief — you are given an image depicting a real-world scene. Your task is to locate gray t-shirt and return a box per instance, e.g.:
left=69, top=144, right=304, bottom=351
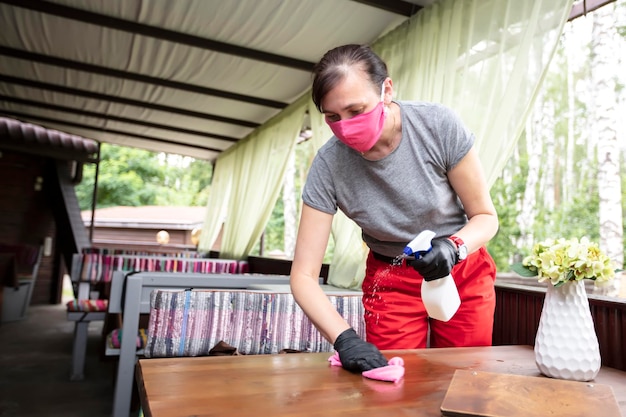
left=302, top=101, right=473, bottom=257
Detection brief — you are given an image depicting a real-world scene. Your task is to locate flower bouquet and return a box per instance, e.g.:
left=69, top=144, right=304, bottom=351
left=510, top=237, right=616, bottom=287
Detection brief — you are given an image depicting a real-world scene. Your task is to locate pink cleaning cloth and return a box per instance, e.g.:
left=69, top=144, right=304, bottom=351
left=328, top=352, right=343, bottom=367
left=328, top=352, right=405, bottom=383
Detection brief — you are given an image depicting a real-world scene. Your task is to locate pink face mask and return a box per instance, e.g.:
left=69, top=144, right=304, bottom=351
left=326, top=83, right=386, bottom=153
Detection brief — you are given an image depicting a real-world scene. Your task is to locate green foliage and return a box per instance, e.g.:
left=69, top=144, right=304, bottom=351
left=542, top=183, right=600, bottom=241
left=487, top=173, right=524, bottom=270
left=510, top=262, right=538, bottom=277
left=263, top=197, right=285, bottom=255
left=488, top=135, right=604, bottom=274
left=75, top=144, right=213, bottom=210
left=486, top=130, right=528, bottom=270
left=74, top=165, right=96, bottom=210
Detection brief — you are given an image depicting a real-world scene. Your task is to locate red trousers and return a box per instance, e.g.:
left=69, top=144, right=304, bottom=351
left=361, top=246, right=496, bottom=349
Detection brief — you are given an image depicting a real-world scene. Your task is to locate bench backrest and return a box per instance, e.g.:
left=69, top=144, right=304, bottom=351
left=108, top=271, right=304, bottom=315
left=145, top=288, right=365, bottom=357
left=75, top=252, right=247, bottom=284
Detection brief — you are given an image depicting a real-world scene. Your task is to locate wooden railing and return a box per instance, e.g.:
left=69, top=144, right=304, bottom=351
left=493, top=273, right=626, bottom=371
left=246, top=255, right=330, bottom=282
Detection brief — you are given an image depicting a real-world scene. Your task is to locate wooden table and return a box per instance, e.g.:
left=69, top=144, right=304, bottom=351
left=136, top=345, right=626, bottom=417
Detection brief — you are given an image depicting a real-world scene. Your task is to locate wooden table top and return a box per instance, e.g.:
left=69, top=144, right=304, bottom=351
left=136, top=345, right=626, bottom=417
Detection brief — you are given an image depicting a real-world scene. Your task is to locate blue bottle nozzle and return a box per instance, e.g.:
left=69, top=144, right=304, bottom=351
left=403, top=230, right=436, bottom=257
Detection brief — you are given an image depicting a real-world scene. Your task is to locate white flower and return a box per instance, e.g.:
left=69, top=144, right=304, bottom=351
left=518, top=237, right=616, bottom=287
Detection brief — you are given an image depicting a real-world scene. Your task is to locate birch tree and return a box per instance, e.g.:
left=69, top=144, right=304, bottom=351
left=516, top=49, right=546, bottom=250
left=541, top=100, right=557, bottom=213
left=590, top=3, right=623, bottom=296
left=564, top=25, right=577, bottom=203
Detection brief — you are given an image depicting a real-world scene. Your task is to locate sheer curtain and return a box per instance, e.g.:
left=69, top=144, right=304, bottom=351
left=198, top=151, right=234, bottom=253
left=376, top=0, right=574, bottom=186
left=214, top=96, right=307, bottom=259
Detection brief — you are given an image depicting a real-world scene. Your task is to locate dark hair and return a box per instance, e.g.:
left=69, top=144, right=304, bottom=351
left=311, top=44, right=388, bottom=112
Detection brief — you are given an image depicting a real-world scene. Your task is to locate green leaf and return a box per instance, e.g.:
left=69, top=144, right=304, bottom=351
left=510, top=262, right=538, bottom=277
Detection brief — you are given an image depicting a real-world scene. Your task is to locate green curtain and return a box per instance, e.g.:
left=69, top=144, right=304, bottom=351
left=197, top=151, right=234, bottom=253
left=375, top=0, right=574, bottom=187
left=213, top=95, right=307, bottom=259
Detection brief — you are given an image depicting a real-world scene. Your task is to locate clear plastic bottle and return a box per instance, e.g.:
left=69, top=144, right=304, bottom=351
left=403, top=230, right=461, bottom=322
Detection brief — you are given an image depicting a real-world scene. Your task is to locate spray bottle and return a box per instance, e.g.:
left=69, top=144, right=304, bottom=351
left=403, top=230, right=461, bottom=322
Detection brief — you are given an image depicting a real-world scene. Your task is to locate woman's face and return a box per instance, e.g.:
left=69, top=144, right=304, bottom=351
left=321, top=69, right=381, bottom=123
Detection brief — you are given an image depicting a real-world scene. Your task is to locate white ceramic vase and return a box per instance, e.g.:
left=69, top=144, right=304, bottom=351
left=534, top=279, right=601, bottom=382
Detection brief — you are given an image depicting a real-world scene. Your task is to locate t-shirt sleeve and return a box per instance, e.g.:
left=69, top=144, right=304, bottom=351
left=436, top=105, right=475, bottom=170
left=302, top=154, right=338, bottom=215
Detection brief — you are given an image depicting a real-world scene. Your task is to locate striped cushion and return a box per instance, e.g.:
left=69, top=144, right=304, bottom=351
left=144, top=289, right=365, bottom=358
left=78, top=250, right=246, bottom=283
left=66, top=299, right=108, bottom=312
left=107, top=328, right=148, bottom=349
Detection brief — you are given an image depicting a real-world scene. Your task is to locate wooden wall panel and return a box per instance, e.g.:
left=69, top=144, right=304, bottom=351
left=590, top=299, right=626, bottom=372
left=0, top=151, right=57, bottom=304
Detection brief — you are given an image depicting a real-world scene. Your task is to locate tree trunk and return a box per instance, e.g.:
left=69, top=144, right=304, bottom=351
left=564, top=24, right=576, bottom=204
left=590, top=3, right=623, bottom=296
left=541, top=100, right=556, bottom=212
left=516, top=94, right=543, bottom=249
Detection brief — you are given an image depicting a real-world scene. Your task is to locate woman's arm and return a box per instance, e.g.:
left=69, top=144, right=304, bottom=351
left=291, top=204, right=388, bottom=372
left=446, top=147, right=499, bottom=253
left=290, top=204, right=351, bottom=344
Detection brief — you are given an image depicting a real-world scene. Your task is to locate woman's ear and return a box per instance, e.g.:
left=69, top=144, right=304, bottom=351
left=383, top=78, right=393, bottom=104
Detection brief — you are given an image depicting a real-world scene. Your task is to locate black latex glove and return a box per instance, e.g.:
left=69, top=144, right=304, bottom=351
left=409, top=237, right=458, bottom=281
left=333, top=328, right=388, bottom=373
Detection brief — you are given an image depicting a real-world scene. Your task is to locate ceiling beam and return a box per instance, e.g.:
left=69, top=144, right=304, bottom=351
left=351, top=0, right=423, bottom=17
left=0, top=46, right=287, bottom=109
left=0, top=0, right=316, bottom=72
left=0, top=140, right=99, bottom=163
left=0, top=110, right=225, bottom=154
left=0, top=95, right=239, bottom=143
left=0, top=75, right=261, bottom=128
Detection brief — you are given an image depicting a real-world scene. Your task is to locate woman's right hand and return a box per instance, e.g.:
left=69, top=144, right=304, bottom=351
left=333, top=328, right=388, bottom=373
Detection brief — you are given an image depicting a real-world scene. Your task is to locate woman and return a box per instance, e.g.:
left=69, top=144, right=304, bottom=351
left=290, top=44, right=498, bottom=373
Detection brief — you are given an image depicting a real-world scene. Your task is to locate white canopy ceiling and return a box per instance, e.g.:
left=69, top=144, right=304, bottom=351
left=0, top=0, right=439, bottom=161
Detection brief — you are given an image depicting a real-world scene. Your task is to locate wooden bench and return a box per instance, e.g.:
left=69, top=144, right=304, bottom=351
left=108, top=270, right=349, bottom=417
left=67, top=254, right=108, bottom=380
left=66, top=251, right=247, bottom=380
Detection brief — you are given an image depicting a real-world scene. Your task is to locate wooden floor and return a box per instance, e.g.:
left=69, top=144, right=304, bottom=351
left=0, top=302, right=117, bottom=417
